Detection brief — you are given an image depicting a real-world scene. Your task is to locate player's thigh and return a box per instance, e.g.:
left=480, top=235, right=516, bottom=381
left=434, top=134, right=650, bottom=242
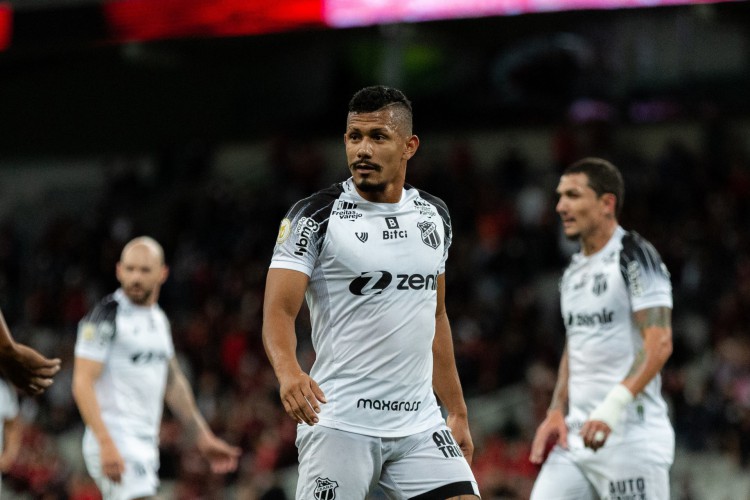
left=295, top=425, right=380, bottom=499
left=82, top=434, right=160, bottom=500
left=379, top=424, right=480, bottom=499
left=585, top=450, right=671, bottom=500
left=530, top=447, right=597, bottom=500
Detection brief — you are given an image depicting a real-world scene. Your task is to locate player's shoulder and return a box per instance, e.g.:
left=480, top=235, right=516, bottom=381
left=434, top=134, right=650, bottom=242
left=619, top=229, right=663, bottom=262
left=81, top=293, right=119, bottom=324
left=410, top=185, right=448, bottom=210
left=287, top=182, right=345, bottom=221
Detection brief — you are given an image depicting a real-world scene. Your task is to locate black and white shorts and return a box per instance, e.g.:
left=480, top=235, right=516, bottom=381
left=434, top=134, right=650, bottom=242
left=295, top=422, right=480, bottom=499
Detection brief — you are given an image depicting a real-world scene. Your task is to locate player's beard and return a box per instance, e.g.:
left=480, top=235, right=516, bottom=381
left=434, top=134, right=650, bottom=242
left=124, top=284, right=152, bottom=305
left=351, top=162, right=385, bottom=193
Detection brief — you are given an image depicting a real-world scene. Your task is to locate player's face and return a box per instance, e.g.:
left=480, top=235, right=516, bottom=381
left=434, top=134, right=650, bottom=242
left=556, top=173, right=609, bottom=240
left=344, top=108, right=418, bottom=202
left=116, top=245, right=168, bottom=306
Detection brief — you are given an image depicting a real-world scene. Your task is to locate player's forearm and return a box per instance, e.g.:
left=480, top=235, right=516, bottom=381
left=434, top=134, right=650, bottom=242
left=72, top=378, right=115, bottom=446
left=0, top=310, right=16, bottom=352
left=432, top=314, right=468, bottom=417
left=622, top=326, right=672, bottom=396
left=3, top=416, right=22, bottom=462
left=622, top=307, right=672, bottom=396
left=262, top=316, right=303, bottom=381
left=165, top=360, right=210, bottom=442
left=548, top=346, right=569, bottom=414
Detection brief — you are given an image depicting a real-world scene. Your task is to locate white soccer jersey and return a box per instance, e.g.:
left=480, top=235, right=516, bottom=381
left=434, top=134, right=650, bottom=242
left=271, top=177, right=450, bottom=437
left=75, top=289, right=174, bottom=446
left=560, top=226, right=674, bottom=462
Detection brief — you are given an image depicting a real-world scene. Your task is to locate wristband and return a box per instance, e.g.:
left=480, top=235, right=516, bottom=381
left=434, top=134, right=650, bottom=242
left=589, top=384, right=633, bottom=431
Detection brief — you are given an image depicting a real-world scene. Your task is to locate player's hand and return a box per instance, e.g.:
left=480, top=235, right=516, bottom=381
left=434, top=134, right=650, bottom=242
left=581, top=419, right=611, bottom=452
left=197, top=432, right=242, bottom=474
left=278, top=370, right=327, bottom=426
left=446, top=413, right=475, bottom=465
left=100, top=440, right=125, bottom=483
left=0, top=342, right=61, bottom=396
left=529, top=408, right=568, bottom=464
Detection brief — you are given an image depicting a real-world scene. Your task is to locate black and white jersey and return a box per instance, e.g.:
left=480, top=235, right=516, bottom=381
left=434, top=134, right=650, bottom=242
left=560, top=226, right=674, bottom=460
left=271, top=177, right=451, bottom=437
left=75, top=289, right=174, bottom=444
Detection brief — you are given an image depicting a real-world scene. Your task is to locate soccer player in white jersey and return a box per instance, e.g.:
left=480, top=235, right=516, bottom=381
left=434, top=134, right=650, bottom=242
left=263, top=85, right=480, bottom=499
left=529, top=158, right=674, bottom=499
left=0, top=375, right=22, bottom=496
left=73, top=236, right=241, bottom=500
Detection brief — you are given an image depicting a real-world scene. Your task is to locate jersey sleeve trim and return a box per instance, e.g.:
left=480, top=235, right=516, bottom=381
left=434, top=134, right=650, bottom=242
left=619, top=231, right=673, bottom=311
left=75, top=295, right=118, bottom=361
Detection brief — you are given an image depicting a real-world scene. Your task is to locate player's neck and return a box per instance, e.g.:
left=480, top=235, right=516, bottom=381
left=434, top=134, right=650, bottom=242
left=355, top=184, right=403, bottom=204
left=580, top=220, right=618, bottom=256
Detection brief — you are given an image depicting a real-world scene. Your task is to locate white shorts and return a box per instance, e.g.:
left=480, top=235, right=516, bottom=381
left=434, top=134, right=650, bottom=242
left=530, top=440, right=671, bottom=500
left=82, top=431, right=160, bottom=500
left=295, top=423, right=480, bottom=499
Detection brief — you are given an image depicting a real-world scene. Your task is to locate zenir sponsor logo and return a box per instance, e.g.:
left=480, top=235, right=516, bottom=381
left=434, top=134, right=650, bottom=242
left=417, top=220, right=441, bottom=249
left=348, top=272, right=438, bottom=296
left=314, top=477, right=339, bottom=500
left=131, top=350, right=169, bottom=364
left=566, top=309, right=614, bottom=326
left=355, top=232, right=368, bottom=243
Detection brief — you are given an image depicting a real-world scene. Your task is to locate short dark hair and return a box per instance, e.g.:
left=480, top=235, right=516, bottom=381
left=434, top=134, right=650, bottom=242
left=348, top=85, right=413, bottom=133
left=564, top=157, right=625, bottom=217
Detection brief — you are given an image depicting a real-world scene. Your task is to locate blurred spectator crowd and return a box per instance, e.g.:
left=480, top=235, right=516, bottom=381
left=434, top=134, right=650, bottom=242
left=0, top=112, right=749, bottom=499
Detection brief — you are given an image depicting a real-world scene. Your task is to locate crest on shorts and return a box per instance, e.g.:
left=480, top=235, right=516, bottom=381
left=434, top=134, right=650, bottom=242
left=592, top=273, right=607, bottom=296
left=314, top=477, right=339, bottom=500
left=417, top=221, right=440, bottom=249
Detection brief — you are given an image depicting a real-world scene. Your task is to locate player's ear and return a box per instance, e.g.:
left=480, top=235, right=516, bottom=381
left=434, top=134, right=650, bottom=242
left=601, top=193, right=617, bottom=217
left=403, top=134, right=419, bottom=160
left=160, top=265, right=170, bottom=284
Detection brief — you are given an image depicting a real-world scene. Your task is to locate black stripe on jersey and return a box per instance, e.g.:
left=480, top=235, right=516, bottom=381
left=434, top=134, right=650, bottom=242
left=283, top=183, right=343, bottom=253
left=414, top=186, right=453, bottom=252
left=619, top=230, right=670, bottom=295
left=410, top=481, right=476, bottom=499
left=83, top=294, right=118, bottom=325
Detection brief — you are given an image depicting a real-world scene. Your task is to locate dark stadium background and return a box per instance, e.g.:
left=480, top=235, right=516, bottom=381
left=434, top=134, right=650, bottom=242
left=0, top=0, right=749, bottom=498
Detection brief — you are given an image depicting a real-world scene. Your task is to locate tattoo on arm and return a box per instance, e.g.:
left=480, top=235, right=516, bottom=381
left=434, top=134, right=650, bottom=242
left=634, top=306, right=671, bottom=330
left=627, top=349, right=646, bottom=377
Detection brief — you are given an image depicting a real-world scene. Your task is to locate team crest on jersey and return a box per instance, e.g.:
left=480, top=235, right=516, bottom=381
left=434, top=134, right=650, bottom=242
left=414, top=199, right=436, bottom=217
left=276, top=218, right=292, bottom=244
left=592, top=273, right=607, bottom=296
left=313, top=477, right=339, bottom=500
left=417, top=221, right=441, bottom=249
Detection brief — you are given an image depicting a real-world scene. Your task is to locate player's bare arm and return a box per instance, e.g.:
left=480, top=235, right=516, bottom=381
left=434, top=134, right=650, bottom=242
left=0, top=310, right=60, bottom=396
left=165, top=357, right=241, bottom=474
left=262, top=268, right=327, bottom=426
left=530, top=345, right=570, bottom=463
left=582, top=306, right=673, bottom=450
left=72, top=357, right=125, bottom=482
left=431, top=274, right=475, bottom=465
